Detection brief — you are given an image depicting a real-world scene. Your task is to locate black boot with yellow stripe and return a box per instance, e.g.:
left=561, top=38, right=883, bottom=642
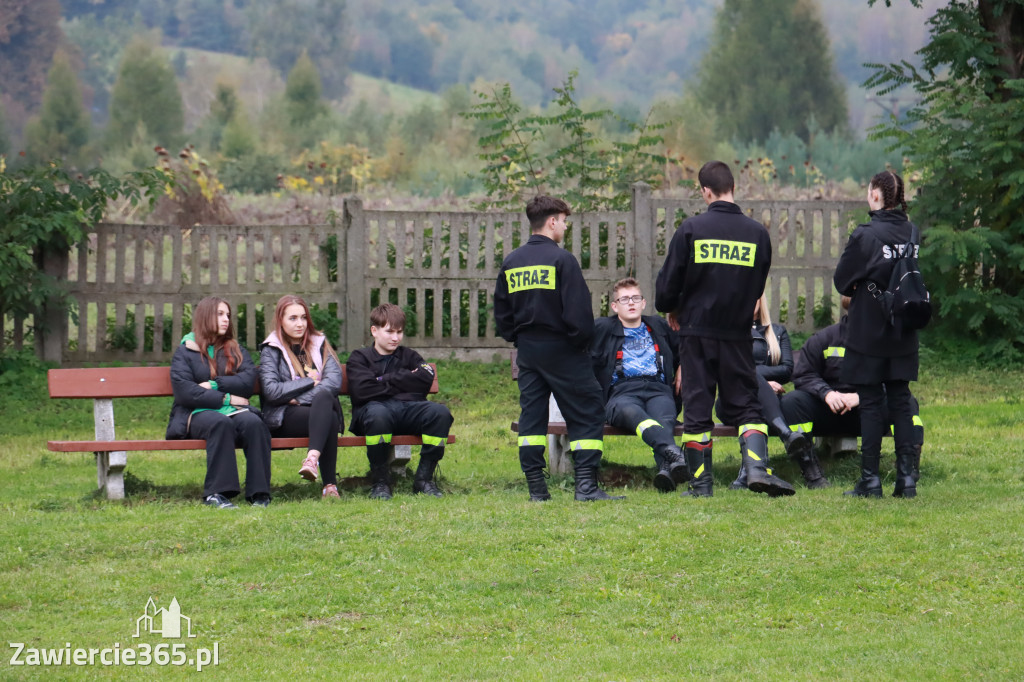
left=739, top=427, right=796, bottom=497
left=679, top=442, right=714, bottom=497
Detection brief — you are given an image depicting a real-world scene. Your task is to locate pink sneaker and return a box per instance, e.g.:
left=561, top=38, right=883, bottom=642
left=299, top=454, right=319, bottom=481
left=322, top=483, right=340, bottom=499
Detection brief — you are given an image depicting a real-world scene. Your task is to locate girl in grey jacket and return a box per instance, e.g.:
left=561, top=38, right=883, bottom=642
left=259, top=295, right=344, bottom=499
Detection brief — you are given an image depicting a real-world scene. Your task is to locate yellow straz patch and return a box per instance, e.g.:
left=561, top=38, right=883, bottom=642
left=694, top=240, right=757, bottom=267
left=505, top=265, right=556, bottom=292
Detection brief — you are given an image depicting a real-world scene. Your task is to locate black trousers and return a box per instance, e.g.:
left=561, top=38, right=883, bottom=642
left=516, top=336, right=605, bottom=472
left=189, top=409, right=272, bottom=500
left=780, top=389, right=923, bottom=446
left=856, top=381, right=917, bottom=461
left=273, top=391, right=342, bottom=485
left=678, top=335, right=763, bottom=439
left=606, top=380, right=677, bottom=468
left=354, top=399, right=453, bottom=467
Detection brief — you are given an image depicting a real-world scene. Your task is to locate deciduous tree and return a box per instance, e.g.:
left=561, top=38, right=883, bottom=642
left=0, top=0, right=63, bottom=116
left=247, top=0, right=349, bottom=99
left=866, top=0, right=1024, bottom=361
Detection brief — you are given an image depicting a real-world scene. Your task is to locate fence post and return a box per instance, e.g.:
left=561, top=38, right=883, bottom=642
left=36, top=249, right=69, bottom=365
left=343, top=197, right=367, bottom=353
left=631, top=182, right=654, bottom=296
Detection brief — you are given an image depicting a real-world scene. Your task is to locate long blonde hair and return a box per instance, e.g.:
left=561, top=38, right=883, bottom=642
left=754, top=293, right=781, bottom=365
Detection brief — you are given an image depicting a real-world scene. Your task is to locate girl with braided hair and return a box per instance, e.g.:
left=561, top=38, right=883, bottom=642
left=833, top=171, right=921, bottom=498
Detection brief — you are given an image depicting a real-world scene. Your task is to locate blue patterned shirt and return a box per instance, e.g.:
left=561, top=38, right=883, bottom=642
left=612, top=324, right=662, bottom=385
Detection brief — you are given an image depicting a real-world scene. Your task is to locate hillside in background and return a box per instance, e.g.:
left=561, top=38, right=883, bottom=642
left=46, top=0, right=943, bottom=137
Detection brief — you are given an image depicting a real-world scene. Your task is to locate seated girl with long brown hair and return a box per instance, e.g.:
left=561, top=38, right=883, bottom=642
left=166, top=296, right=273, bottom=508
left=259, top=295, right=345, bottom=499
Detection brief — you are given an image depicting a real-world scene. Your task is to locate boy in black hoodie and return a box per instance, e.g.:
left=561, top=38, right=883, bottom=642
left=346, top=303, right=454, bottom=500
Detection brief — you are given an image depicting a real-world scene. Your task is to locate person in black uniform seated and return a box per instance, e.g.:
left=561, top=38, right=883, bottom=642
left=166, top=296, right=272, bottom=509
left=346, top=303, right=454, bottom=500
left=494, top=195, right=621, bottom=502
left=833, top=170, right=922, bottom=498
left=728, top=292, right=829, bottom=490
left=591, top=278, right=688, bottom=492
left=782, top=295, right=924, bottom=482
left=655, top=160, right=795, bottom=498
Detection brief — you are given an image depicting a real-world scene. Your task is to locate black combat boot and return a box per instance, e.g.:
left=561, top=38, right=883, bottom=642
left=740, top=430, right=796, bottom=497
left=368, top=464, right=393, bottom=500
left=653, top=444, right=688, bottom=492
left=892, top=449, right=917, bottom=499
left=574, top=466, right=625, bottom=501
left=728, top=439, right=748, bottom=490
left=525, top=469, right=551, bottom=502
left=844, top=454, right=882, bottom=498
left=679, top=444, right=713, bottom=497
left=791, top=441, right=830, bottom=489
left=412, top=456, right=443, bottom=497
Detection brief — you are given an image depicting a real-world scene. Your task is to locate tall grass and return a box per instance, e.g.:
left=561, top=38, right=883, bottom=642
left=1, top=359, right=1022, bottom=679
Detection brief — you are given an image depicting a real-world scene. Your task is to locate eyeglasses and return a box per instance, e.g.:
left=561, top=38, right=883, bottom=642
left=613, top=295, right=644, bottom=304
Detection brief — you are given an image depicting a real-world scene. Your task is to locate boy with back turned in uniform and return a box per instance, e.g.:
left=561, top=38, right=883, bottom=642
left=654, top=161, right=795, bottom=498
left=494, top=195, right=622, bottom=502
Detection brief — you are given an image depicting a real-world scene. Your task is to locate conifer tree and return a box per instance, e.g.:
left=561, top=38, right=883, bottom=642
left=695, top=0, right=848, bottom=143
left=107, top=38, right=184, bottom=151
left=25, top=51, right=91, bottom=165
left=285, top=51, right=327, bottom=129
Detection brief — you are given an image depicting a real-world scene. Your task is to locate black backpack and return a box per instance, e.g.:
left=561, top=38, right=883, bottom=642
left=867, top=223, right=932, bottom=332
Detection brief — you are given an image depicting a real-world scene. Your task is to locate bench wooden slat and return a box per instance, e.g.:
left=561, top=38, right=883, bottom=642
left=47, top=364, right=440, bottom=400
left=48, top=367, right=176, bottom=399
left=511, top=421, right=739, bottom=438
left=47, top=434, right=457, bottom=454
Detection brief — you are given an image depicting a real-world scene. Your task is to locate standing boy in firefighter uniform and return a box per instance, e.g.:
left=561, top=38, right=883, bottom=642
left=591, top=278, right=688, bottom=491
left=655, top=160, right=795, bottom=497
left=494, top=195, right=622, bottom=502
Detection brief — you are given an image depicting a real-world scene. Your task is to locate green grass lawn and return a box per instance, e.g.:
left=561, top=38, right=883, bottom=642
left=1, top=359, right=1022, bottom=680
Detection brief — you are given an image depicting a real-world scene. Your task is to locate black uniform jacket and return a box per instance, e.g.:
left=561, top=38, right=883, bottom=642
left=590, top=314, right=678, bottom=404
left=654, top=201, right=772, bottom=341
left=833, top=209, right=920, bottom=357
left=166, top=339, right=258, bottom=439
left=753, top=322, right=794, bottom=384
left=792, top=316, right=855, bottom=400
left=493, top=234, right=595, bottom=349
left=346, top=345, right=434, bottom=414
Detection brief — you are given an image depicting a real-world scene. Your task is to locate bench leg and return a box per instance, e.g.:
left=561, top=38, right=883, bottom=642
left=97, top=450, right=127, bottom=500
left=546, top=395, right=573, bottom=475
left=93, top=398, right=126, bottom=500
left=389, top=444, right=412, bottom=476
left=815, top=436, right=859, bottom=459
left=548, top=434, right=572, bottom=475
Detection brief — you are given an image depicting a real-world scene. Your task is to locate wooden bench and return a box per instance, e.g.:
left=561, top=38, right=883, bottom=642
left=508, top=351, right=860, bottom=474
left=47, top=364, right=455, bottom=499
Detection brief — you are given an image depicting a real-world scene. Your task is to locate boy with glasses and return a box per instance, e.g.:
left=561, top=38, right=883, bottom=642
left=591, top=278, right=688, bottom=491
